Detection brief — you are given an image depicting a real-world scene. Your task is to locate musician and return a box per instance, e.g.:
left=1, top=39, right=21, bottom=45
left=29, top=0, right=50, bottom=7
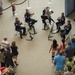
left=56, top=13, right=65, bottom=32
left=14, top=17, right=27, bottom=39
left=41, top=7, right=55, bottom=30
left=24, top=9, right=37, bottom=33
left=60, top=20, right=71, bottom=39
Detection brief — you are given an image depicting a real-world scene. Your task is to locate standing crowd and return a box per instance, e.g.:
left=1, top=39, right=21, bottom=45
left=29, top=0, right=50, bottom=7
left=0, top=37, right=19, bottom=75
left=49, top=38, right=75, bottom=75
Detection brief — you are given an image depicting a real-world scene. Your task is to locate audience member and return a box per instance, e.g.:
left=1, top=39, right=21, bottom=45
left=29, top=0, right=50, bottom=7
left=1, top=37, right=10, bottom=50
left=66, top=58, right=74, bottom=69
left=54, top=51, right=66, bottom=75
left=65, top=42, right=75, bottom=58
left=1, top=66, right=14, bottom=75
left=59, top=39, right=67, bottom=52
left=72, top=60, right=75, bottom=74
left=4, top=47, right=14, bottom=68
left=0, top=48, right=5, bottom=67
left=70, top=38, right=75, bottom=48
left=11, top=41, right=19, bottom=66
left=49, top=39, right=58, bottom=61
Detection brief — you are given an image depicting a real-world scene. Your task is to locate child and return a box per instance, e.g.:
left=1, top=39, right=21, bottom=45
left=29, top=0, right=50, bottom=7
left=66, top=58, right=74, bottom=69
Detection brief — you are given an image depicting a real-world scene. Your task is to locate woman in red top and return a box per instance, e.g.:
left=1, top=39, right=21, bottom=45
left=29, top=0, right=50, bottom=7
left=59, top=39, right=67, bottom=52
left=11, top=2, right=16, bottom=15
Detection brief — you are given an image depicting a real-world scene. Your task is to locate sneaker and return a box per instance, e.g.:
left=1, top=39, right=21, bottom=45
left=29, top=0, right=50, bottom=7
left=15, top=14, right=17, bottom=15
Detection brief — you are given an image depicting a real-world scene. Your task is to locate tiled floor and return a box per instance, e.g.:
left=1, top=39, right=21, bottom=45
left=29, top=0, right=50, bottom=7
left=0, top=0, right=75, bottom=75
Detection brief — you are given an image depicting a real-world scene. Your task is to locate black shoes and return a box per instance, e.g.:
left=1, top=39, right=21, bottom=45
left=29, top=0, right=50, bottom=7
left=16, top=63, right=19, bottom=66
left=32, top=20, right=38, bottom=24
left=20, top=33, right=27, bottom=38
left=20, top=37, right=23, bottom=39
left=23, top=33, right=27, bottom=35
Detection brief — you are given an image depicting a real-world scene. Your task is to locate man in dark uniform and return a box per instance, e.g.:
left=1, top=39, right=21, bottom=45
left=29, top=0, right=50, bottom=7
left=14, top=17, right=27, bottom=39
left=56, top=13, right=65, bottom=32
left=60, top=20, right=71, bottom=39
left=24, top=9, right=37, bottom=34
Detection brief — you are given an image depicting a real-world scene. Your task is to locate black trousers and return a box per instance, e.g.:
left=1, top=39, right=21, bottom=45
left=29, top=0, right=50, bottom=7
left=20, top=26, right=26, bottom=35
left=16, top=27, right=26, bottom=38
left=5, top=60, right=14, bottom=68
left=56, top=21, right=65, bottom=30
left=60, top=30, right=68, bottom=39
left=25, top=18, right=37, bottom=30
left=41, top=15, right=55, bottom=29
left=1, top=62, right=5, bottom=67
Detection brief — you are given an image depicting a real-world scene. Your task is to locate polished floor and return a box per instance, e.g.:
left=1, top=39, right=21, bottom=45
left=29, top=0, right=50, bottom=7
left=0, top=0, right=75, bottom=75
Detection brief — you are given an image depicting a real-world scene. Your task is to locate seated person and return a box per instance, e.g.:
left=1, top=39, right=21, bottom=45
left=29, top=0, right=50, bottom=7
left=56, top=13, right=65, bottom=32
left=14, top=17, right=27, bottom=39
left=60, top=20, right=71, bottom=39
left=24, top=9, right=37, bottom=31
left=41, top=6, right=55, bottom=30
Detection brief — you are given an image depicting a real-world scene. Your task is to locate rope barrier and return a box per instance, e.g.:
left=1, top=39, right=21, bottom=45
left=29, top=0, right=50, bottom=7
left=15, top=0, right=26, bottom=5
left=3, top=0, right=26, bottom=11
